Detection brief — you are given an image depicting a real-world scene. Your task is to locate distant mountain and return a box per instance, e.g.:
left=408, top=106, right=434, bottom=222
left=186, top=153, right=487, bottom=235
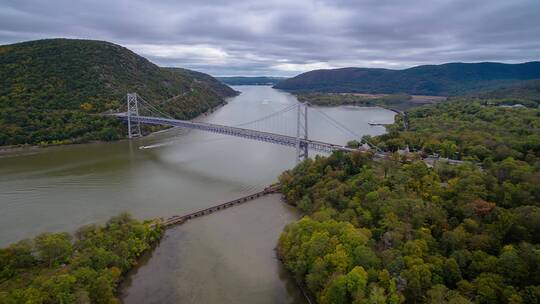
left=0, top=38, right=236, bottom=146
left=218, top=76, right=287, bottom=86
left=274, top=62, right=540, bottom=96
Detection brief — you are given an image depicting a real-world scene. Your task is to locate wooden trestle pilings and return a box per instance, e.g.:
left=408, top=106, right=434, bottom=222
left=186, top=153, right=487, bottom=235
left=156, top=185, right=281, bottom=228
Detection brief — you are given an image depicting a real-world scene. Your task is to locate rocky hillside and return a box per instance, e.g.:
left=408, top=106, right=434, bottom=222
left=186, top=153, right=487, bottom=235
left=0, top=39, right=236, bottom=146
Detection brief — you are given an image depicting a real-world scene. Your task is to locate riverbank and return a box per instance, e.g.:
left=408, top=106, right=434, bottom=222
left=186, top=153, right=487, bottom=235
left=0, top=213, right=163, bottom=303
left=295, top=91, right=445, bottom=110
left=0, top=140, right=124, bottom=158
left=119, top=193, right=308, bottom=304
left=1, top=85, right=396, bottom=303
left=0, top=186, right=280, bottom=302
left=0, top=98, right=232, bottom=158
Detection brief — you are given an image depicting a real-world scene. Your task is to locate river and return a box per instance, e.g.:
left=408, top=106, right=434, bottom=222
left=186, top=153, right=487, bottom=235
left=0, top=85, right=395, bottom=303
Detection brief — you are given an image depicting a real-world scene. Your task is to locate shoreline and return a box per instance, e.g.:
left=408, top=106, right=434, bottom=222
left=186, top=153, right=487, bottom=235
left=117, top=191, right=314, bottom=304
left=304, top=102, right=408, bottom=131
left=0, top=140, right=128, bottom=158
left=275, top=251, right=314, bottom=304
left=0, top=100, right=229, bottom=158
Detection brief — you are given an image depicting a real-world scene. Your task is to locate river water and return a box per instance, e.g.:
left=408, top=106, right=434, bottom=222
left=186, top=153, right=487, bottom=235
left=0, top=86, right=394, bottom=303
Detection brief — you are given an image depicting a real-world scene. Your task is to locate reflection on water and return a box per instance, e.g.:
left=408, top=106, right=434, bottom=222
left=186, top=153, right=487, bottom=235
left=121, top=195, right=306, bottom=304
left=0, top=86, right=395, bottom=303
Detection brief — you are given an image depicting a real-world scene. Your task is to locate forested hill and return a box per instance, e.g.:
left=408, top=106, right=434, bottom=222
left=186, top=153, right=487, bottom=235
left=273, top=62, right=540, bottom=96
left=475, top=79, right=540, bottom=107
left=166, top=68, right=239, bottom=98
left=0, top=39, right=236, bottom=146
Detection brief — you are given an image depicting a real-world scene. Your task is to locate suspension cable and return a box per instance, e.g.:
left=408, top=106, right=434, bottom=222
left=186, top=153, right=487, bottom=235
left=136, top=94, right=174, bottom=119
left=311, top=107, right=383, bottom=152
left=233, top=103, right=298, bottom=127
left=132, top=94, right=383, bottom=152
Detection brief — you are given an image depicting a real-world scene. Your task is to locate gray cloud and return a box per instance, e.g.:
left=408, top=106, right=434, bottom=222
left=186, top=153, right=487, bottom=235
left=1, top=0, right=539, bottom=76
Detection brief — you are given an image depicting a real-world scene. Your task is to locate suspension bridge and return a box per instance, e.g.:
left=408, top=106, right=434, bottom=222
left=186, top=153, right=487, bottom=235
left=113, top=93, right=373, bottom=162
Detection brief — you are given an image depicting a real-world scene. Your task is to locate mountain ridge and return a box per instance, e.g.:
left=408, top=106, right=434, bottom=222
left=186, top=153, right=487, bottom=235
left=274, top=61, right=540, bottom=96
left=218, top=76, right=287, bottom=86
left=0, top=38, right=236, bottom=146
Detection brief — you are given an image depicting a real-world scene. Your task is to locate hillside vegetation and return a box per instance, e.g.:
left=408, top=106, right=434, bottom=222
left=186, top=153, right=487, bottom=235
left=295, top=80, right=540, bottom=110
left=296, top=93, right=411, bottom=107
left=296, top=92, right=447, bottom=111
left=0, top=213, right=162, bottom=303
left=0, top=39, right=236, bottom=147
left=274, top=62, right=540, bottom=96
left=371, top=100, right=540, bottom=162
left=167, top=68, right=239, bottom=99
left=278, top=100, right=540, bottom=303
left=474, top=79, right=540, bottom=107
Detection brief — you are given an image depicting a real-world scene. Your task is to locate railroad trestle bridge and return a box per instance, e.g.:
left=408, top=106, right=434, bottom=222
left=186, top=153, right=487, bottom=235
left=158, top=185, right=280, bottom=228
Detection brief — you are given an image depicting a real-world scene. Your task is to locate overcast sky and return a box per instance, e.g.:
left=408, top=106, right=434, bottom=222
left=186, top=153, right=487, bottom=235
left=1, top=0, right=539, bottom=76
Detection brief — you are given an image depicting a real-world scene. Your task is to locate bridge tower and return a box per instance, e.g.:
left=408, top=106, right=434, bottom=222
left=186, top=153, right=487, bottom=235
left=296, top=102, right=308, bottom=163
left=127, top=93, right=141, bottom=138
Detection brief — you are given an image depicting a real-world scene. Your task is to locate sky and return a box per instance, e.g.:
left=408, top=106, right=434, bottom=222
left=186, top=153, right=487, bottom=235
left=1, top=0, right=539, bottom=76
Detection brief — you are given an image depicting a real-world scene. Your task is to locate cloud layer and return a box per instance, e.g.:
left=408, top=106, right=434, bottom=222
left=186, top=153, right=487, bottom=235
left=1, top=0, right=539, bottom=76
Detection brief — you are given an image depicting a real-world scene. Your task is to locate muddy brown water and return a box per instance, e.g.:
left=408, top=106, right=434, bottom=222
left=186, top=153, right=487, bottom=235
left=0, top=86, right=395, bottom=303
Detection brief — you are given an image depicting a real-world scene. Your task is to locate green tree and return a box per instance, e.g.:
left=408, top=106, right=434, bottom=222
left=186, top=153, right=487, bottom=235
left=320, top=275, right=349, bottom=304
left=35, top=233, right=73, bottom=267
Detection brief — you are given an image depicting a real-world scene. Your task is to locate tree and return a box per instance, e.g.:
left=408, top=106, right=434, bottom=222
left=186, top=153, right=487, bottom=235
left=0, top=239, right=36, bottom=279
left=367, top=285, right=388, bottom=304
left=88, top=274, right=115, bottom=304
left=442, top=258, right=462, bottom=288
left=473, top=273, right=504, bottom=304
left=440, top=141, right=458, bottom=159
left=353, top=245, right=380, bottom=269
left=320, top=275, right=349, bottom=304
left=35, top=233, right=73, bottom=267
left=346, top=266, right=368, bottom=300
left=347, top=140, right=361, bottom=148
left=40, top=274, right=78, bottom=303
left=401, top=257, right=433, bottom=301
left=80, top=102, right=94, bottom=112
left=427, top=284, right=471, bottom=304
left=497, top=245, right=527, bottom=285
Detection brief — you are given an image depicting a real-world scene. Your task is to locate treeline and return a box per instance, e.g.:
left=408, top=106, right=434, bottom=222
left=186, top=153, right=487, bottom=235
left=296, top=92, right=413, bottom=108
left=475, top=79, right=540, bottom=108
left=0, top=213, right=162, bottom=303
left=370, top=100, right=540, bottom=162
left=0, top=109, right=125, bottom=147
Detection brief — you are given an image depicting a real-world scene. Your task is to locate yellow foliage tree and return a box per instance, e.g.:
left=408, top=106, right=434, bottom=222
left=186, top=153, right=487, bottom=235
left=80, top=102, right=93, bottom=112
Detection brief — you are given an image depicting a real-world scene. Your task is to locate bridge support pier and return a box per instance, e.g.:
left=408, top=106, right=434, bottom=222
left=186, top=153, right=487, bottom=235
left=296, top=103, right=308, bottom=163
left=127, top=93, right=141, bottom=138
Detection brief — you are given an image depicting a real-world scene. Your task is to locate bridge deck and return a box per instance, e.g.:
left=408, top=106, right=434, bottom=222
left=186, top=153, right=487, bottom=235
left=114, top=114, right=363, bottom=153
left=112, top=114, right=470, bottom=168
